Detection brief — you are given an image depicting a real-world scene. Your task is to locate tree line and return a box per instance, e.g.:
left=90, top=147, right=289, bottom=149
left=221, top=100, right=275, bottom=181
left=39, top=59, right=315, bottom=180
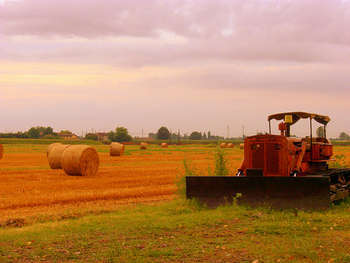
left=1, top=125, right=350, bottom=141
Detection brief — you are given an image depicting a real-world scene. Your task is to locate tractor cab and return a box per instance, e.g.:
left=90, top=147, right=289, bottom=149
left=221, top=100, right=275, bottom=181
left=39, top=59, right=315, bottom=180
left=238, top=112, right=333, bottom=177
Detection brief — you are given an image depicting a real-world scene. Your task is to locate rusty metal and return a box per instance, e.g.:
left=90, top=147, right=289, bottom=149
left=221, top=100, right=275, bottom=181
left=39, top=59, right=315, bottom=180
left=186, top=176, right=330, bottom=210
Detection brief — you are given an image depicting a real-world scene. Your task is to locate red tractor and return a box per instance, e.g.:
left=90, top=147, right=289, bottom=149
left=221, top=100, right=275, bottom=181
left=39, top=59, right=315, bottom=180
left=186, top=112, right=350, bottom=209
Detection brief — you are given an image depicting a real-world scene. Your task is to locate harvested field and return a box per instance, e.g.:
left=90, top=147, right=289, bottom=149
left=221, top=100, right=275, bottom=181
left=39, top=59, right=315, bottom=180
left=0, top=143, right=349, bottom=226
left=0, top=143, right=243, bottom=224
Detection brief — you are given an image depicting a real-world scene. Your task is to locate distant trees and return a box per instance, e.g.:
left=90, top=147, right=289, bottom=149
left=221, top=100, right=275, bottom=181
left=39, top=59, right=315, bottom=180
left=108, top=127, right=132, bottom=142
left=0, top=126, right=56, bottom=139
left=339, top=132, right=350, bottom=140
left=28, top=126, right=54, bottom=138
left=189, top=131, right=202, bottom=140
left=157, top=126, right=170, bottom=140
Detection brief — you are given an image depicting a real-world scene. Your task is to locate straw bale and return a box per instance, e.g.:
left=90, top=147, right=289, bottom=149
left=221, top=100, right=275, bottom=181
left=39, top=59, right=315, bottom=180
left=110, top=142, right=125, bottom=156
left=220, top=143, right=227, bottom=148
left=140, top=142, right=148, bottom=150
left=0, top=144, right=3, bottom=160
left=61, top=145, right=99, bottom=176
left=48, top=144, right=71, bottom=169
left=227, top=143, right=234, bottom=148
left=161, top=143, right=168, bottom=148
left=47, top=143, right=62, bottom=157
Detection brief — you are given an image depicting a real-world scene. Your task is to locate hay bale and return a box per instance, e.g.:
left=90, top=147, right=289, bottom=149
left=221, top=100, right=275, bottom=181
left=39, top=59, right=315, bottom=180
left=240, top=143, right=244, bottom=150
left=140, top=142, right=148, bottom=150
left=0, top=144, right=3, bottom=160
left=220, top=143, right=227, bottom=148
left=47, top=143, right=62, bottom=157
left=61, top=145, right=99, bottom=176
left=161, top=143, right=168, bottom=148
left=110, top=142, right=125, bottom=156
left=227, top=143, right=234, bottom=148
left=48, top=144, right=71, bottom=169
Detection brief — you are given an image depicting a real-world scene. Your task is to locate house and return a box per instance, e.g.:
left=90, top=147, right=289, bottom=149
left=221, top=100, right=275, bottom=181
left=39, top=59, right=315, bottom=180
left=96, top=132, right=109, bottom=141
left=58, top=131, right=79, bottom=140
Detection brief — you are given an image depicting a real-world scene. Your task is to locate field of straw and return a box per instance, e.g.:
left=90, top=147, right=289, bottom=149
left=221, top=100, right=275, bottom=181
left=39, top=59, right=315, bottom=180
left=0, top=143, right=350, bottom=226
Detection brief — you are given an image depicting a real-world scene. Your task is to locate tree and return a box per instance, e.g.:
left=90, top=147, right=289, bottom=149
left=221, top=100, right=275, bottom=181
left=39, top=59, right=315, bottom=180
left=316, top=126, right=325, bottom=138
left=339, top=132, right=350, bottom=140
left=157, top=126, right=170, bottom=140
left=27, top=127, right=40, bottom=138
left=26, top=126, right=54, bottom=138
left=108, top=131, right=115, bottom=141
left=44, top=126, right=54, bottom=135
left=114, top=127, right=132, bottom=142
left=190, top=131, right=202, bottom=140
left=208, top=131, right=212, bottom=139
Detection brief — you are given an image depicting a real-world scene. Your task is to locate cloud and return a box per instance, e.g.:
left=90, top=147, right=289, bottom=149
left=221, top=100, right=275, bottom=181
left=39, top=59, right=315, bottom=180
left=1, top=0, right=350, bottom=136
left=1, top=0, right=350, bottom=65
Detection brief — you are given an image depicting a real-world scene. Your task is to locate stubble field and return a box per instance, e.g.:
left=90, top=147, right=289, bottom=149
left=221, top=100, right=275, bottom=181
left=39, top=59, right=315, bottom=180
left=0, top=142, right=244, bottom=226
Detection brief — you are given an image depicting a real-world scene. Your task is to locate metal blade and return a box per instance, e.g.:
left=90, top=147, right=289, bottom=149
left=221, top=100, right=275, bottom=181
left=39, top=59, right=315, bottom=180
left=186, top=176, right=330, bottom=210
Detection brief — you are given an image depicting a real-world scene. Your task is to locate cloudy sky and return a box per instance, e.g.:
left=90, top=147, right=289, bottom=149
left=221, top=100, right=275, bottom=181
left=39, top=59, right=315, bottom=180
left=0, top=0, right=349, bottom=137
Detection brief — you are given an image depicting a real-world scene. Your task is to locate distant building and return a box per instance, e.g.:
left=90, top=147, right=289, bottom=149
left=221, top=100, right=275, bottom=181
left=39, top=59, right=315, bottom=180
left=96, top=132, right=109, bottom=141
left=58, top=131, right=79, bottom=140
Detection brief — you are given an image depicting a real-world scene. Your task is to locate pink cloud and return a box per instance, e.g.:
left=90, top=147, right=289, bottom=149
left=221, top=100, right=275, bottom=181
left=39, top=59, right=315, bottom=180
left=0, top=0, right=350, bottom=65
left=1, top=0, right=350, bottom=136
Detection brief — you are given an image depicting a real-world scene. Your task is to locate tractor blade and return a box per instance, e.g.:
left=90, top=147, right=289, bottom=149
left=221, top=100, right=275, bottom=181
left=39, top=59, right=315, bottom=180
left=186, top=176, right=330, bottom=210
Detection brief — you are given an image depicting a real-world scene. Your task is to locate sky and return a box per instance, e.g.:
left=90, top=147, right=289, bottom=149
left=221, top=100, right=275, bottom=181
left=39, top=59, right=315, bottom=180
left=0, top=0, right=349, bottom=138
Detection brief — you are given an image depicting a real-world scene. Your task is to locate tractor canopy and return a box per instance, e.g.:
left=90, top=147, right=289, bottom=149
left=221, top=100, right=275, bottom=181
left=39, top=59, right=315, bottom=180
left=268, top=112, right=330, bottom=126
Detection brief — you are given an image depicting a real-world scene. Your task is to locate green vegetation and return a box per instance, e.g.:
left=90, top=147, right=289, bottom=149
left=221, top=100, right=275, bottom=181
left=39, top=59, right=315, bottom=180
left=339, top=132, right=350, bottom=140
left=108, top=127, right=132, bottom=142
left=214, top=147, right=229, bottom=176
left=1, top=199, right=350, bottom=262
left=157, top=126, right=171, bottom=140
left=189, top=131, right=202, bottom=140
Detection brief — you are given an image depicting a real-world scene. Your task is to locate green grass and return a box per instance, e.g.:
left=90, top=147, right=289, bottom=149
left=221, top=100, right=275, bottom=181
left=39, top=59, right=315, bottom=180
left=1, top=199, right=350, bottom=263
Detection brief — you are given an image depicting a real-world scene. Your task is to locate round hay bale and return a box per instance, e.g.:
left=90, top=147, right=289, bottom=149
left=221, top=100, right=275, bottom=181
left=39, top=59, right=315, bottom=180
left=47, top=143, right=62, bottom=157
left=0, top=144, right=3, bottom=160
left=140, top=142, right=148, bottom=150
left=227, top=143, right=234, bottom=148
left=161, top=143, right=168, bottom=148
left=110, top=142, right=125, bottom=156
left=240, top=143, right=244, bottom=150
left=61, top=145, right=99, bottom=176
left=220, top=143, right=227, bottom=148
left=48, top=144, right=71, bottom=169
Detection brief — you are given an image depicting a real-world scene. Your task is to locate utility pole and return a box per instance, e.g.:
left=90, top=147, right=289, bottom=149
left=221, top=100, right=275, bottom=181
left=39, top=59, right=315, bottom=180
left=242, top=126, right=245, bottom=139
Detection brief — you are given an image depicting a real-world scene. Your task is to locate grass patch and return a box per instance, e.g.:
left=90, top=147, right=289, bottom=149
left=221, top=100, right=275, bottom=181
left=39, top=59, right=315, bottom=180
left=0, top=199, right=350, bottom=262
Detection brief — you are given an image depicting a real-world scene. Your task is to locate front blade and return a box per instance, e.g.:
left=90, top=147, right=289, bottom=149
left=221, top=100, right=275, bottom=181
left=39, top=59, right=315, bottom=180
left=186, top=176, right=330, bottom=210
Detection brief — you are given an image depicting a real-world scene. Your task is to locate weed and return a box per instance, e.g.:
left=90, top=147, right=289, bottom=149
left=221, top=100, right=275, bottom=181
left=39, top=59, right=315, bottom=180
left=214, top=147, right=229, bottom=176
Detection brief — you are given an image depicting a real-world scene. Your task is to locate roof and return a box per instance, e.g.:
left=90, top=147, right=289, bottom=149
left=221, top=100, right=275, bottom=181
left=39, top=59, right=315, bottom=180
left=268, top=112, right=330, bottom=125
